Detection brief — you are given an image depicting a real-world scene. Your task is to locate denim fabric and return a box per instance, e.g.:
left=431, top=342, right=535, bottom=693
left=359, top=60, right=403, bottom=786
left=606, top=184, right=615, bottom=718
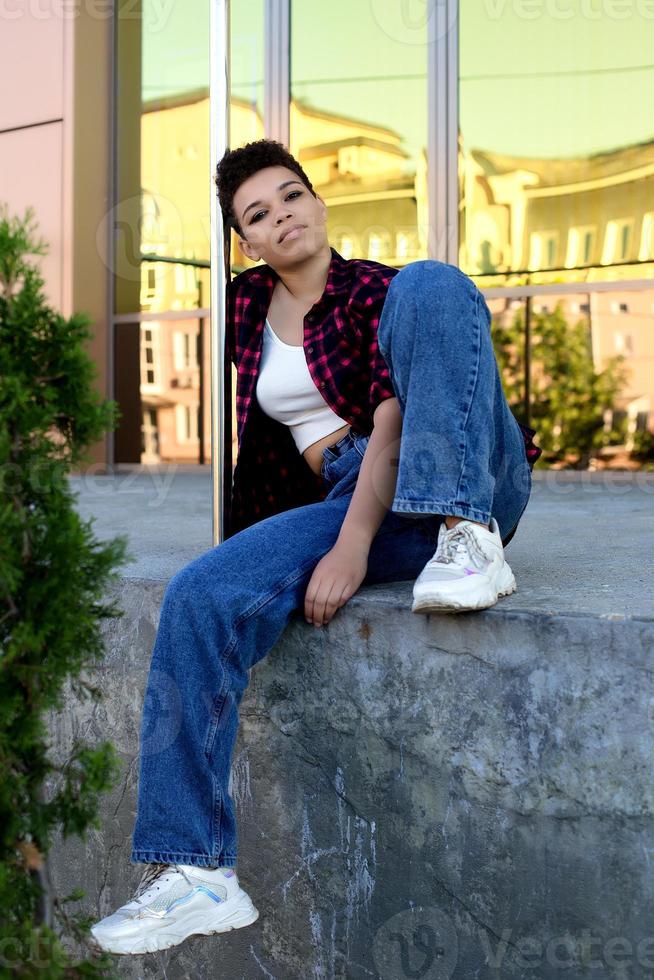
left=130, top=260, right=533, bottom=868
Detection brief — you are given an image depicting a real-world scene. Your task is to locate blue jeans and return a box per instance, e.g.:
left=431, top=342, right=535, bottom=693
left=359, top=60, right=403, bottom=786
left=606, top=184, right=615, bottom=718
left=130, top=260, right=532, bottom=868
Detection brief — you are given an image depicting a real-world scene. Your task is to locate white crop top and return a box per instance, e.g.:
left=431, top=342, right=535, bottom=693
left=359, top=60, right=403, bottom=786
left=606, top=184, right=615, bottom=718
left=255, top=319, right=349, bottom=454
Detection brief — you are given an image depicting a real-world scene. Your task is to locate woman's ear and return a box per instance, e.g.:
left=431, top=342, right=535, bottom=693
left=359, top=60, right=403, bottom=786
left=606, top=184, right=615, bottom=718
left=238, top=235, right=260, bottom=262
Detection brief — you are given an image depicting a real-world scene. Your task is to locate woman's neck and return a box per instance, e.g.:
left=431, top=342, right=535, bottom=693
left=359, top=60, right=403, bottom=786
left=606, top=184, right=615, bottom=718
left=272, top=242, right=332, bottom=306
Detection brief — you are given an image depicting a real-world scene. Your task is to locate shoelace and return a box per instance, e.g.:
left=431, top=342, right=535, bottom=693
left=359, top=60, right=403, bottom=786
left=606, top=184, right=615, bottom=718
left=428, top=523, right=490, bottom=571
left=133, top=862, right=188, bottom=904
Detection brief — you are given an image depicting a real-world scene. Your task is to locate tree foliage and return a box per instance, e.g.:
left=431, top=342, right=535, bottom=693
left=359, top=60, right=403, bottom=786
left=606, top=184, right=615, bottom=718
left=0, top=204, right=129, bottom=977
left=492, top=300, right=629, bottom=466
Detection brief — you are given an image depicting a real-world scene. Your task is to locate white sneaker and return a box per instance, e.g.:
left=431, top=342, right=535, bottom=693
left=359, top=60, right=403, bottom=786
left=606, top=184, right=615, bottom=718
left=411, top=517, right=516, bottom=613
left=90, top=862, right=259, bottom=955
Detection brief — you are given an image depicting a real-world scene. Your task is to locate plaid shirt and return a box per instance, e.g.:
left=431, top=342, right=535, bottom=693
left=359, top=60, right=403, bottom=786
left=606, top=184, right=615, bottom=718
left=226, top=247, right=542, bottom=542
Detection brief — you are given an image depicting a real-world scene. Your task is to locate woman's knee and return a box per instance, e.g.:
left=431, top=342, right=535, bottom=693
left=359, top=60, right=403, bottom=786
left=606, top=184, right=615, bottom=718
left=382, top=260, right=480, bottom=354
left=164, top=548, right=227, bottom=607
left=391, top=259, right=473, bottom=294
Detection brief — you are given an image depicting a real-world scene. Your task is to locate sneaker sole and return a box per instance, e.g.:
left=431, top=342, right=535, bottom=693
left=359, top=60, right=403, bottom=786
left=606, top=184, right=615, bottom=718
left=90, top=891, right=259, bottom=955
left=411, top=571, right=517, bottom=614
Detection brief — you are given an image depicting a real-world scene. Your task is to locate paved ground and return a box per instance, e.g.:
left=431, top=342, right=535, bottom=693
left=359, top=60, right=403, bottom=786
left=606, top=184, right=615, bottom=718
left=69, top=466, right=654, bottom=620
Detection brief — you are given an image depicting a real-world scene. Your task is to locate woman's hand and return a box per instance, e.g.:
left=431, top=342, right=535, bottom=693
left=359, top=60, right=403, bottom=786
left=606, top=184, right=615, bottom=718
left=304, top=538, right=369, bottom=627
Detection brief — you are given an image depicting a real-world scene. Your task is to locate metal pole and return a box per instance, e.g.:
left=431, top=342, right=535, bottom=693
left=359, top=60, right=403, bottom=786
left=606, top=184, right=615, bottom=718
left=427, top=0, right=442, bottom=261
left=210, top=0, right=230, bottom=545
left=197, top=277, right=205, bottom=466
left=524, top=294, right=532, bottom=429
left=264, top=0, right=290, bottom=146
left=445, top=0, right=459, bottom=265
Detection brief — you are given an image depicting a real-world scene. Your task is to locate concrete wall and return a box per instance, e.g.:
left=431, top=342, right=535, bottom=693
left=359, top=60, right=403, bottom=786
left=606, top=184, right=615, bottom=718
left=48, top=575, right=654, bottom=979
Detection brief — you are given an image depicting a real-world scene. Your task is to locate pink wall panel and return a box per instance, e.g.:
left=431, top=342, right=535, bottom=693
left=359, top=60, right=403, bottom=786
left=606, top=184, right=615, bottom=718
left=0, top=10, right=64, bottom=131
left=0, top=123, right=64, bottom=310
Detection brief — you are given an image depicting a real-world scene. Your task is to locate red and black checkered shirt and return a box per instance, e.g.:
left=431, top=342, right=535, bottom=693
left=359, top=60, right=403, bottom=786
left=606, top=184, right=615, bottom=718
left=226, top=247, right=542, bottom=539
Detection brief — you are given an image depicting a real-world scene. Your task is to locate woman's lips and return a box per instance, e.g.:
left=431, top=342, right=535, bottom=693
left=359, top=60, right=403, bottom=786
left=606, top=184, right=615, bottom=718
left=279, top=225, right=305, bottom=243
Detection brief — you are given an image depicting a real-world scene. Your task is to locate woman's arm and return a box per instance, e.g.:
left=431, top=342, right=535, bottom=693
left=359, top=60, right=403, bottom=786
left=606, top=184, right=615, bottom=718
left=303, top=396, right=403, bottom=627
left=336, top=396, right=403, bottom=549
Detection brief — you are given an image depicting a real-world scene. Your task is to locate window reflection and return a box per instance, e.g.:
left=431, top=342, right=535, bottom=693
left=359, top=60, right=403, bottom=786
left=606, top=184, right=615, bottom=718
left=486, top=286, right=654, bottom=466
left=115, top=1, right=654, bottom=468
left=115, top=0, right=263, bottom=464
left=228, top=0, right=265, bottom=274
left=230, top=0, right=264, bottom=146
left=289, top=0, right=428, bottom=268
left=459, top=1, right=654, bottom=285
left=134, top=315, right=208, bottom=463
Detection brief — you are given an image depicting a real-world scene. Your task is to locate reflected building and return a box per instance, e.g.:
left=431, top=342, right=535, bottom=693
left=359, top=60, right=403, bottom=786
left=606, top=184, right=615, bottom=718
left=1, top=0, right=653, bottom=469
left=460, top=140, right=654, bottom=280
left=460, top=139, right=654, bottom=433
left=137, top=90, right=429, bottom=463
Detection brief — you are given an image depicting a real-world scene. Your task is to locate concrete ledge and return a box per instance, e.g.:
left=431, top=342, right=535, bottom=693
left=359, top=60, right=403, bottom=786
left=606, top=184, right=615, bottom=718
left=69, top=466, right=654, bottom=619
left=46, top=471, right=654, bottom=978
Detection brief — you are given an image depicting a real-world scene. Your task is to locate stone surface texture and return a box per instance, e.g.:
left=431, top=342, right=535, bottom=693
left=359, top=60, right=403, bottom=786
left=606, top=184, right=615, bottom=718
left=43, top=469, right=654, bottom=979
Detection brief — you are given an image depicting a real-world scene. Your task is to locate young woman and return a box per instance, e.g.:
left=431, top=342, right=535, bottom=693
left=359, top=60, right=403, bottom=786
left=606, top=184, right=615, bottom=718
left=91, top=140, right=541, bottom=955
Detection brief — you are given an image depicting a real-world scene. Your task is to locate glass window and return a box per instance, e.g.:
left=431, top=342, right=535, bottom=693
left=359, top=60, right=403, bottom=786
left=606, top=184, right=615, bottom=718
left=487, top=284, right=654, bottom=465
left=290, top=0, right=428, bottom=268
left=138, top=0, right=212, bottom=310
left=173, top=330, right=198, bottom=371
left=175, top=404, right=198, bottom=444
left=459, top=2, right=654, bottom=285
left=114, top=1, right=265, bottom=464
left=640, top=213, right=654, bottom=261
left=229, top=1, right=265, bottom=273
left=230, top=0, right=265, bottom=145
left=140, top=323, right=161, bottom=389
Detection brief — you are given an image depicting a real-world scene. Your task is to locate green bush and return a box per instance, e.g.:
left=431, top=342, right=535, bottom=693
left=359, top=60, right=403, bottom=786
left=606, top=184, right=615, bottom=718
left=630, top=428, right=654, bottom=465
left=0, top=204, right=130, bottom=977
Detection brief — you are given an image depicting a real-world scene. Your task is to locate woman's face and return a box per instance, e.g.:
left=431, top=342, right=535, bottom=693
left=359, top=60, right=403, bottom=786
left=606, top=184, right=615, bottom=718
left=232, top=165, right=328, bottom=268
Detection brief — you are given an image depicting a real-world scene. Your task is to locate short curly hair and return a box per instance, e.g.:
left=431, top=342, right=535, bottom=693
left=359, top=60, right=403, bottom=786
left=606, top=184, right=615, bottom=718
left=214, top=139, right=316, bottom=238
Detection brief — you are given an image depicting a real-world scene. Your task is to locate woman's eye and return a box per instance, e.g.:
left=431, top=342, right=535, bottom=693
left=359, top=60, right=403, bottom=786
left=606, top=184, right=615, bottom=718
left=250, top=190, right=302, bottom=224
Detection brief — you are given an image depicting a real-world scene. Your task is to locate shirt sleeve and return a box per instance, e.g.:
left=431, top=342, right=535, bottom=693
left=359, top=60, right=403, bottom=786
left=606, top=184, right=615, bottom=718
left=368, top=323, right=396, bottom=416
left=354, top=270, right=399, bottom=419
left=225, top=276, right=237, bottom=367
left=517, top=421, right=543, bottom=470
